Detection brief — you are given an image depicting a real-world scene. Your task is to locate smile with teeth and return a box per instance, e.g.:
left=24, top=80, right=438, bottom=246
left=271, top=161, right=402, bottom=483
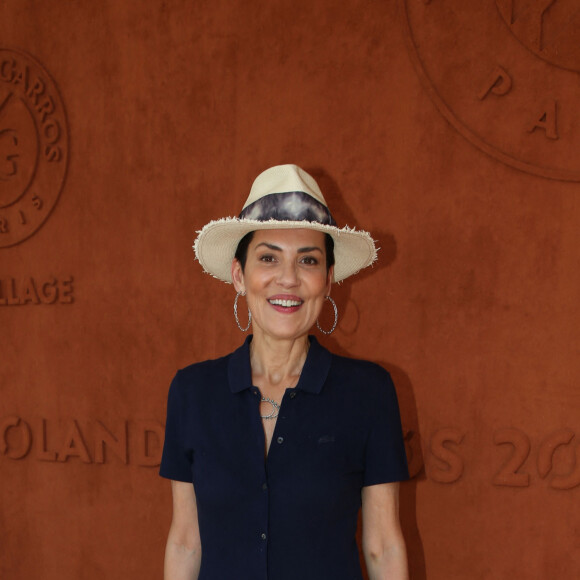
left=268, top=298, right=303, bottom=307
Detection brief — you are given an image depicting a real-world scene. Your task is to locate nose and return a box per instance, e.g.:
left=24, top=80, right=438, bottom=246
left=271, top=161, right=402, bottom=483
left=277, top=260, right=299, bottom=288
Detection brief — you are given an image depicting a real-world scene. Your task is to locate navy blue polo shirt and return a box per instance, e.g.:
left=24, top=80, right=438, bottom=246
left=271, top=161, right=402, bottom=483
left=160, top=336, right=408, bottom=580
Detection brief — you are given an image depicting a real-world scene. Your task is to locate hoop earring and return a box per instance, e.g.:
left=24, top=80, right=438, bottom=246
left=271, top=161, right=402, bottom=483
left=316, top=296, right=338, bottom=335
left=234, top=291, right=252, bottom=332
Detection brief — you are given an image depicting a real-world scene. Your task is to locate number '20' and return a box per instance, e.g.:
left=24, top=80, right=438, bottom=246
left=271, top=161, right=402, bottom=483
left=423, top=428, right=580, bottom=489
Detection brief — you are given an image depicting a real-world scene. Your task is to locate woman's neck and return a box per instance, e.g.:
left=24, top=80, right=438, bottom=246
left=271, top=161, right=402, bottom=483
left=249, top=332, right=310, bottom=388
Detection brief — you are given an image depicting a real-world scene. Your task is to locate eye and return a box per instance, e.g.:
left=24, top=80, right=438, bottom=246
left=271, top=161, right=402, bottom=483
left=301, top=256, right=319, bottom=266
left=259, top=254, right=276, bottom=263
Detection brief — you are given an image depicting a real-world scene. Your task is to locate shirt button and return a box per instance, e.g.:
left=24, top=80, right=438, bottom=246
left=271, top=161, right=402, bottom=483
left=289, top=392, right=297, bottom=399
left=277, top=436, right=284, bottom=444
left=262, top=483, right=268, bottom=491
left=261, top=533, right=267, bottom=540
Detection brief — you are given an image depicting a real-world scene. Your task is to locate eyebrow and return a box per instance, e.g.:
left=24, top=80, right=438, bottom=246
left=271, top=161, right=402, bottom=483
left=255, top=242, right=323, bottom=253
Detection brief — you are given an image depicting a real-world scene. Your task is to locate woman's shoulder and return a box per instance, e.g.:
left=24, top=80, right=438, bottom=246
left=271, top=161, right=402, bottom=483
left=178, top=351, right=230, bottom=376
left=170, top=349, right=236, bottom=393
left=326, top=350, right=395, bottom=395
left=329, top=350, right=390, bottom=378
left=321, top=351, right=400, bottom=419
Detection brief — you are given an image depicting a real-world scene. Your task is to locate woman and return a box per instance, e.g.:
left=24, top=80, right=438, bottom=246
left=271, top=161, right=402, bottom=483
left=160, top=164, right=409, bottom=579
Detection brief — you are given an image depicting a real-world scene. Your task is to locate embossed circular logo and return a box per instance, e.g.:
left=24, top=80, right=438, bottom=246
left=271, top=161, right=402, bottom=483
left=401, top=0, right=580, bottom=181
left=495, top=0, right=580, bottom=73
left=0, top=48, right=68, bottom=247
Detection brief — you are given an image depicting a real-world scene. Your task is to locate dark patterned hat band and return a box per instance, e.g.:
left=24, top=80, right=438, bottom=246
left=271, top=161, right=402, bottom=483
left=239, top=191, right=337, bottom=227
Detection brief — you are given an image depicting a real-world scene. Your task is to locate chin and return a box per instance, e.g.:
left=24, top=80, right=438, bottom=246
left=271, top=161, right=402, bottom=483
left=263, top=324, right=312, bottom=341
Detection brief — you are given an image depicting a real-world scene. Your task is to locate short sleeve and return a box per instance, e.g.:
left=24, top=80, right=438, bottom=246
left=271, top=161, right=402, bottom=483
left=363, top=371, right=409, bottom=486
left=159, top=371, right=193, bottom=482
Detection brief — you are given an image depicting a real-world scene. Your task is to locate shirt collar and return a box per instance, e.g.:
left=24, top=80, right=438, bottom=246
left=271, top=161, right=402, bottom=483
left=227, top=335, right=331, bottom=395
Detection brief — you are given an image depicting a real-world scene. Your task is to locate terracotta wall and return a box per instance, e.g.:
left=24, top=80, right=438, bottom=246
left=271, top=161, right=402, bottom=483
left=1, top=1, right=579, bottom=578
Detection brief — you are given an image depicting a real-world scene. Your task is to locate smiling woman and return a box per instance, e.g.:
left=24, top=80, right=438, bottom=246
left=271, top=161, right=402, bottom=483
left=160, top=165, right=410, bottom=580
left=232, top=229, right=332, bottom=343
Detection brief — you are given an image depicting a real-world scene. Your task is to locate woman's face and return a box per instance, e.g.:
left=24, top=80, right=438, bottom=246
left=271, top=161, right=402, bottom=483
left=231, top=228, right=333, bottom=342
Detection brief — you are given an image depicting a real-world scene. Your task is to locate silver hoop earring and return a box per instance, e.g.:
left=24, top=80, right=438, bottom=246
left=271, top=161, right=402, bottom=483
left=234, top=291, right=252, bottom=332
left=316, top=296, right=338, bottom=335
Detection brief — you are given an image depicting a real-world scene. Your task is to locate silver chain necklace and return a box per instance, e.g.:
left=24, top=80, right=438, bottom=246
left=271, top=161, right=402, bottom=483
left=260, top=396, right=281, bottom=420
left=257, top=343, right=308, bottom=420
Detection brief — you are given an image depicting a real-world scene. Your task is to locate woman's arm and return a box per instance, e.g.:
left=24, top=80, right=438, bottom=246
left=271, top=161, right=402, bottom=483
left=164, top=480, right=202, bottom=580
left=361, top=482, right=409, bottom=580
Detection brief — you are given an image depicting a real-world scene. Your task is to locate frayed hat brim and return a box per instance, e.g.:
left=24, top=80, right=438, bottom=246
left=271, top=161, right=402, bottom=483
left=193, top=217, right=377, bottom=283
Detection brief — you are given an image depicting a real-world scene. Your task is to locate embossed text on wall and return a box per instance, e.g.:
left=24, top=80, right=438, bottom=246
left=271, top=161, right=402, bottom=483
left=1, top=416, right=163, bottom=467
left=0, top=275, right=74, bottom=305
left=414, top=426, right=580, bottom=490
left=0, top=49, right=68, bottom=246
left=401, top=0, right=580, bottom=180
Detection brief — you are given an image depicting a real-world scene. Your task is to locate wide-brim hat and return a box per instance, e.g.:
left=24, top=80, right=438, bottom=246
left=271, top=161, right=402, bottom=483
left=193, top=164, right=377, bottom=283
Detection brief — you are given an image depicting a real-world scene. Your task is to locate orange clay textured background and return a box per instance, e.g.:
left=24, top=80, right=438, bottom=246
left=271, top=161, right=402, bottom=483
left=1, top=1, right=579, bottom=579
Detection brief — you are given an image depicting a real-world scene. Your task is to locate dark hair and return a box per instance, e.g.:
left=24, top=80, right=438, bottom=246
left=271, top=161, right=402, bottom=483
left=234, top=231, right=335, bottom=273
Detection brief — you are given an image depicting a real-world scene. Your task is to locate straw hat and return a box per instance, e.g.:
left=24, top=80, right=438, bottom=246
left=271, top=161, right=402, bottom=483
left=193, top=164, right=377, bottom=283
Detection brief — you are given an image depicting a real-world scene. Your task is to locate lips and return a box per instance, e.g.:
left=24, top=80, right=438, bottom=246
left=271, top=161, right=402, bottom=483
left=267, top=295, right=303, bottom=311
left=268, top=298, right=302, bottom=307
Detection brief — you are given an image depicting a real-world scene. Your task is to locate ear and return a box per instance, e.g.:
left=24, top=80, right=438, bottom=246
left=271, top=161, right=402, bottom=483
left=325, top=265, right=334, bottom=296
left=231, top=259, right=245, bottom=293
